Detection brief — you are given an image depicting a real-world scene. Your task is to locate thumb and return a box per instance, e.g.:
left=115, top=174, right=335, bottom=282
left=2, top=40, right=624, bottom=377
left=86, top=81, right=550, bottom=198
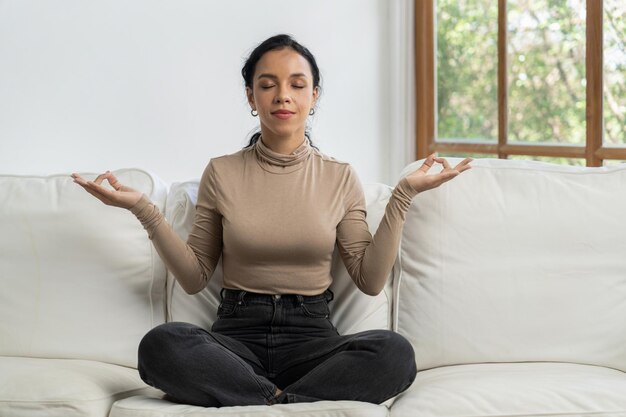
left=106, top=171, right=125, bottom=192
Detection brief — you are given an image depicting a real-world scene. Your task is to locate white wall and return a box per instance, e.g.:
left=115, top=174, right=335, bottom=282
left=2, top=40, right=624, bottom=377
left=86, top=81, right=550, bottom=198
left=0, top=0, right=414, bottom=186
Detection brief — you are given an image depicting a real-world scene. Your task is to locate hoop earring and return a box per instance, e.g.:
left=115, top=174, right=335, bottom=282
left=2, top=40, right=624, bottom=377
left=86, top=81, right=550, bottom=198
left=309, top=108, right=315, bottom=116
left=251, top=109, right=258, bottom=117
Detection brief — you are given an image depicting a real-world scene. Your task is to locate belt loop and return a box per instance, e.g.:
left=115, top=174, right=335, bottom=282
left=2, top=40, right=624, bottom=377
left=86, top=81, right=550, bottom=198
left=296, top=294, right=304, bottom=305
left=237, top=291, right=247, bottom=305
left=220, top=288, right=225, bottom=301
left=326, top=289, right=334, bottom=302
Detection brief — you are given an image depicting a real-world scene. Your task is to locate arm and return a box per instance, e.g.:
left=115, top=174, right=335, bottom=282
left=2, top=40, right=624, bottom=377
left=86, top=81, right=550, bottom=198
left=72, top=163, right=223, bottom=294
left=130, top=161, right=223, bottom=295
left=336, top=167, right=418, bottom=296
left=336, top=155, right=473, bottom=296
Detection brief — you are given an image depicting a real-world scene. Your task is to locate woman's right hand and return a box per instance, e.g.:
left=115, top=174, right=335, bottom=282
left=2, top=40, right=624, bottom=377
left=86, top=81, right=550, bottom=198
left=71, top=171, right=144, bottom=210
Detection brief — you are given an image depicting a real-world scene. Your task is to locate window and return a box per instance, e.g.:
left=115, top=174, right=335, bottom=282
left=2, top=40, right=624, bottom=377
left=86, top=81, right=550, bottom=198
left=415, top=0, right=626, bottom=166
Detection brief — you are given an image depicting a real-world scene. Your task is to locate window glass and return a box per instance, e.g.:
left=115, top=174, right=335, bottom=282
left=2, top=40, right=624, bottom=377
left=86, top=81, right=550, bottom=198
left=439, top=152, right=497, bottom=159
left=603, top=159, right=626, bottom=166
left=436, top=0, right=498, bottom=142
left=507, top=0, right=586, bottom=145
left=603, top=0, right=625, bottom=146
left=508, top=154, right=585, bottom=166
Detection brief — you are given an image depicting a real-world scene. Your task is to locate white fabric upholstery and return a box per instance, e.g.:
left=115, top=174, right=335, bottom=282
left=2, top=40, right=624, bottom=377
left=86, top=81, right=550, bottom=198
left=0, top=169, right=168, bottom=367
left=5, top=159, right=626, bottom=417
left=110, top=396, right=389, bottom=417
left=0, top=357, right=162, bottom=417
left=395, top=158, right=626, bottom=372
left=390, top=362, right=626, bottom=417
left=164, top=180, right=396, bottom=335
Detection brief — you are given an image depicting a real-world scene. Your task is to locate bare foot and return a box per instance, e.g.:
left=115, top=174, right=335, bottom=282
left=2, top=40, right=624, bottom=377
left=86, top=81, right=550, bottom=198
left=275, top=387, right=283, bottom=396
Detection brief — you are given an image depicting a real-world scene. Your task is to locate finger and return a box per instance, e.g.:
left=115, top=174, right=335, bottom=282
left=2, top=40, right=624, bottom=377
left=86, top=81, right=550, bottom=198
left=437, top=170, right=460, bottom=184
left=71, top=173, right=86, bottom=182
left=74, top=172, right=121, bottom=191
left=106, top=171, right=125, bottom=191
left=458, top=164, right=472, bottom=174
left=418, top=153, right=437, bottom=173
left=72, top=175, right=89, bottom=186
left=454, top=157, right=473, bottom=172
left=75, top=181, right=115, bottom=205
left=86, top=180, right=117, bottom=201
left=433, top=157, right=451, bottom=170
left=72, top=174, right=121, bottom=205
left=92, top=172, right=110, bottom=186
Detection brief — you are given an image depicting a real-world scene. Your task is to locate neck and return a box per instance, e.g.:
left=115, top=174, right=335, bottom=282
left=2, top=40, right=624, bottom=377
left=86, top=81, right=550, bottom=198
left=254, top=131, right=312, bottom=173
left=258, top=127, right=307, bottom=155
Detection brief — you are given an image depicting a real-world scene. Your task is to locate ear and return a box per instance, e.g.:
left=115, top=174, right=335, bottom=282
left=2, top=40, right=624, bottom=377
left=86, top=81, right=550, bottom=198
left=311, top=86, right=320, bottom=107
left=246, top=86, right=255, bottom=109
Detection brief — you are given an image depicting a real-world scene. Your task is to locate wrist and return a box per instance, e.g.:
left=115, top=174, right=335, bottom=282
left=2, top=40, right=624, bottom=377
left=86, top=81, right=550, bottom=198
left=399, top=176, right=419, bottom=196
left=129, top=193, right=151, bottom=215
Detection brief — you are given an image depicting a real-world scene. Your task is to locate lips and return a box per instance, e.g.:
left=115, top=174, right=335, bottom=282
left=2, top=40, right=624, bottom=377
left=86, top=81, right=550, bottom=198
left=272, top=110, right=295, bottom=120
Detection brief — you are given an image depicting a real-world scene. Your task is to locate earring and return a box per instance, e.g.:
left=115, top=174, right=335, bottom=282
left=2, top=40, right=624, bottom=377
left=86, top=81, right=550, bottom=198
left=309, top=108, right=315, bottom=116
left=251, top=109, right=258, bottom=117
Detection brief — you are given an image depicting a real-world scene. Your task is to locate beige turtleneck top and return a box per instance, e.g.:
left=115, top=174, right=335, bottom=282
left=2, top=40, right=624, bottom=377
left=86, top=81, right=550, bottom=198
left=130, top=137, right=418, bottom=296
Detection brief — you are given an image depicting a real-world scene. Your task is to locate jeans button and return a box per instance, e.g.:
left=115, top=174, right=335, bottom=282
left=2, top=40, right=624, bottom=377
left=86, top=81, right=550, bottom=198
left=273, top=294, right=281, bottom=300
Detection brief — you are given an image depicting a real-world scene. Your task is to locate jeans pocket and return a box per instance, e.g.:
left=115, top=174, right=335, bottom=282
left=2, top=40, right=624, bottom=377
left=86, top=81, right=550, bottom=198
left=300, top=299, right=330, bottom=318
left=217, top=300, right=238, bottom=318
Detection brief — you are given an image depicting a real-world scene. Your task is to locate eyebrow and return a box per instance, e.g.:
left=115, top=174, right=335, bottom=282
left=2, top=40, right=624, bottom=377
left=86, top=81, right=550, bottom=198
left=256, top=73, right=308, bottom=80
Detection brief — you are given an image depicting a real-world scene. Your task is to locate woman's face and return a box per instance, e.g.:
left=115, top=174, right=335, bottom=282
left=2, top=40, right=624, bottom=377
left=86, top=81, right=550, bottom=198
left=246, top=48, right=319, bottom=143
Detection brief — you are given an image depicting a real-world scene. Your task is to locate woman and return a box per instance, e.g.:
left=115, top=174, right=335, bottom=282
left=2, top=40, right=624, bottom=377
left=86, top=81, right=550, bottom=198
left=72, top=34, right=472, bottom=407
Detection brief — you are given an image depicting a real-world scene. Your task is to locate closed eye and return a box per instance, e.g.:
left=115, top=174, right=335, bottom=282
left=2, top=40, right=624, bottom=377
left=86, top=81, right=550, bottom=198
left=260, top=85, right=305, bottom=90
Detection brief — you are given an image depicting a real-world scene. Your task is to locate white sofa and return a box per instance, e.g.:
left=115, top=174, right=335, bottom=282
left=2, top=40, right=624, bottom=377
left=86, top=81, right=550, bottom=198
left=1, top=158, right=626, bottom=417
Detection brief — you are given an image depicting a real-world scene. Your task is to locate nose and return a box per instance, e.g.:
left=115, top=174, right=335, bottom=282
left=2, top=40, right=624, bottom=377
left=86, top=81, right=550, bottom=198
left=273, top=87, right=291, bottom=104
left=274, top=95, right=291, bottom=104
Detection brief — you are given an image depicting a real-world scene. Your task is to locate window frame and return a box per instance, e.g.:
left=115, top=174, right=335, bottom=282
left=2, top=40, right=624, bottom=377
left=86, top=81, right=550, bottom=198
left=415, top=0, right=626, bottom=166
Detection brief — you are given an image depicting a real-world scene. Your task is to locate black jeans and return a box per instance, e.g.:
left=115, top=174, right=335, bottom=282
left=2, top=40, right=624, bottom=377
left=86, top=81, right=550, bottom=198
left=137, top=288, right=417, bottom=407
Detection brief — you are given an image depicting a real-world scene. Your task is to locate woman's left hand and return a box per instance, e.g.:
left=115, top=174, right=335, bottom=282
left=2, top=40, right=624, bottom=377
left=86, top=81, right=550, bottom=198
left=404, top=154, right=473, bottom=194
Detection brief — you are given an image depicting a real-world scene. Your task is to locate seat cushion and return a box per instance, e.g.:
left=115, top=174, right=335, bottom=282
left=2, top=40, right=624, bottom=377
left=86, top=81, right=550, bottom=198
left=164, top=180, right=397, bottom=335
left=0, top=169, right=168, bottom=367
left=110, top=395, right=389, bottom=417
left=396, top=158, right=626, bottom=372
left=390, top=362, right=626, bottom=417
left=0, top=356, right=162, bottom=417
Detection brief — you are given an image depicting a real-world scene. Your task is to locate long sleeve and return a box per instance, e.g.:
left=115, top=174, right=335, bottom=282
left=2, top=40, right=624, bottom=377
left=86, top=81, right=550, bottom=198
left=336, top=166, right=418, bottom=296
left=129, top=161, right=223, bottom=294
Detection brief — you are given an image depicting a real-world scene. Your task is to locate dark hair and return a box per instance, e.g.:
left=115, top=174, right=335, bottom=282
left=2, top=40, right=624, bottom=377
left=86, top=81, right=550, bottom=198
left=241, top=34, right=322, bottom=150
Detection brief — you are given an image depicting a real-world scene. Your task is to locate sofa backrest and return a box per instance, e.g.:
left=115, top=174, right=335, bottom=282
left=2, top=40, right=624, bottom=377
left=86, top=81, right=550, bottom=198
left=395, top=158, right=626, bottom=372
left=164, top=180, right=397, bottom=334
left=0, top=169, right=168, bottom=368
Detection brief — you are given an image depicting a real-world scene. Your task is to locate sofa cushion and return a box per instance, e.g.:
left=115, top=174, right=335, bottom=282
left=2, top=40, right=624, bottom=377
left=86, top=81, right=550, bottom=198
left=395, top=158, right=626, bottom=372
left=164, top=181, right=397, bottom=335
left=390, top=362, right=626, bottom=417
left=0, top=356, right=162, bottom=417
left=110, top=395, right=389, bottom=417
left=0, top=169, right=168, bottom=367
